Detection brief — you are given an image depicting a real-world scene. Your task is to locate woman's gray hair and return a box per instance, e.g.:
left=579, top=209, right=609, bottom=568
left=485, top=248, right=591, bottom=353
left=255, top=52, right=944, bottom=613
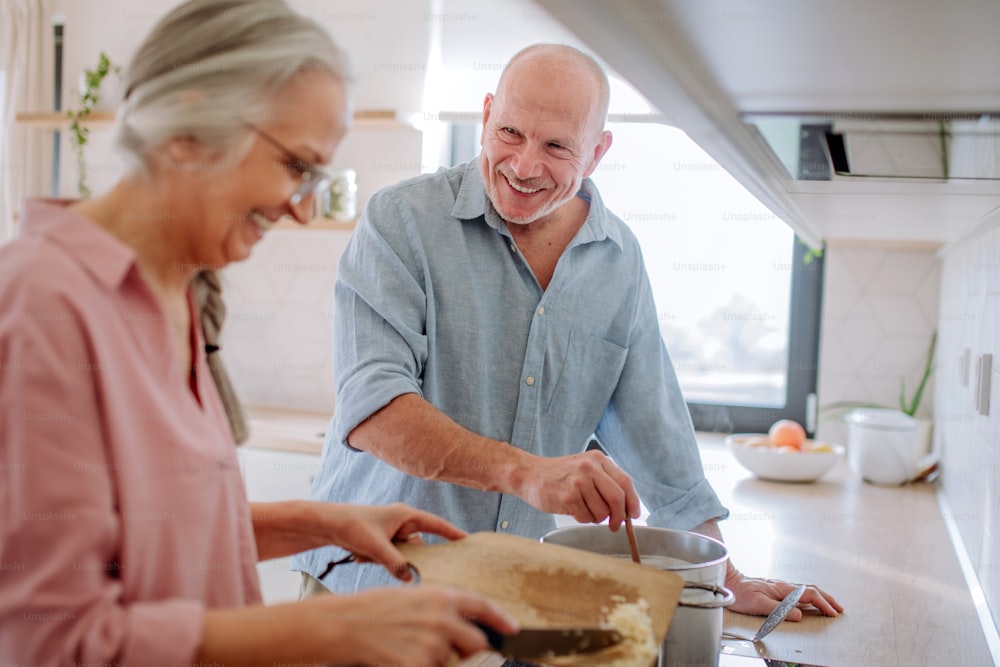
left=114, top=0, right=350, bottom=173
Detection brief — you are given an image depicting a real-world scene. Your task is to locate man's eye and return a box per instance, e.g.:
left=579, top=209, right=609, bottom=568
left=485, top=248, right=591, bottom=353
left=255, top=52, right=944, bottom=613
left=502, top=127, right=518, bottom=136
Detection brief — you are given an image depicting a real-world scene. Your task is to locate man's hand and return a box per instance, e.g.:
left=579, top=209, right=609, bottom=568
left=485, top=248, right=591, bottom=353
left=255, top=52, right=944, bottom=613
left=690, top=519, right=843, bottom=620
left=725, top=569, right=843, bottom=620
left=515, top=450, right=640, bottom=529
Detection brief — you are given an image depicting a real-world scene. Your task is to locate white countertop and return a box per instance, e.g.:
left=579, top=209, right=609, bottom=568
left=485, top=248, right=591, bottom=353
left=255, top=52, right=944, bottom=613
left=242, top=409, right=994, bottom=666
left=698, top=433, right=993, bottom=667
left=242, top=406, right=328, bottom=455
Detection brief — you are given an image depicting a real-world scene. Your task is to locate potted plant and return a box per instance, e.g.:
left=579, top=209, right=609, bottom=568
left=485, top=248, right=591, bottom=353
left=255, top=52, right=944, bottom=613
left=66, top=52, right=120, bottom=198
left=820, top=329, right=937, bottom=453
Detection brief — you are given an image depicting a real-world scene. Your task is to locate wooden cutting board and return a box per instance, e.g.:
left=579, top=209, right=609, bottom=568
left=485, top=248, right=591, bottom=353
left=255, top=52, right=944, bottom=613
left=397, top=532, right=684, bottom=645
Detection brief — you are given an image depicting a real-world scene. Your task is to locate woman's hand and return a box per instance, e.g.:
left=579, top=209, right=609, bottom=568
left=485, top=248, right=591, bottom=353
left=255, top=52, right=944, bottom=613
left=315, top=502, right=467, bottom=581
left=198, top=584, right=519, bottom=666
left=318, top=585, right=519, bottom=665
left=250, top=501, right=466, bottom=579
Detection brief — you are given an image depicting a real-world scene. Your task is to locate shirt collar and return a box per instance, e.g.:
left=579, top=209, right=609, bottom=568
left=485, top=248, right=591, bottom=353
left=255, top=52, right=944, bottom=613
left=451, top=157, right=623, bottom=251
left=20, top=198, right=137, bottom=290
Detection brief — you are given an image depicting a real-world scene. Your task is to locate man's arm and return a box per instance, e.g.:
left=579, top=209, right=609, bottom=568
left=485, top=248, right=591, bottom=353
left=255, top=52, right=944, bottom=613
left=690, top=518, right=843, bottom=619
left=333, top=189, right=639, bottom=528
left=349, top=393, right=641, bottom=528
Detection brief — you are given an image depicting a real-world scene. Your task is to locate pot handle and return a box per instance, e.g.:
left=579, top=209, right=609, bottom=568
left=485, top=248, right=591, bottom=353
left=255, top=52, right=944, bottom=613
left=678, top=581, right=735, bottom=609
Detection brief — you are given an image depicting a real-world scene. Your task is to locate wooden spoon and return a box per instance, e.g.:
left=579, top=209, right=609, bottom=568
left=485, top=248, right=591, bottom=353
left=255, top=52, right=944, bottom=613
left=624, top=516, right=641, bottom=564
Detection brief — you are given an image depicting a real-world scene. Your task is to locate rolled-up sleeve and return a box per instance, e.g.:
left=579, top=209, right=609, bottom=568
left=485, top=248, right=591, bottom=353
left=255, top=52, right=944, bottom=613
left=596, top=261, right=729, bottom=531
left=0, top=295, right=204, bottom=666
left=332, top=190, right=429, bottom=448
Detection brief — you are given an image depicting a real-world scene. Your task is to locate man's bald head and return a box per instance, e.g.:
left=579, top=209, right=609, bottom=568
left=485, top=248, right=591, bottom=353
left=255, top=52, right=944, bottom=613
left=497, top=44, right=610, bottom=138
left=478, top=43, right=614, bottom=227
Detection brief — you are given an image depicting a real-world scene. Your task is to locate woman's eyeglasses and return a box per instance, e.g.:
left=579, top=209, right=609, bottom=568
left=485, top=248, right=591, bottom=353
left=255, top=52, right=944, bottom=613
left=245, top=122, right=335, bottom=206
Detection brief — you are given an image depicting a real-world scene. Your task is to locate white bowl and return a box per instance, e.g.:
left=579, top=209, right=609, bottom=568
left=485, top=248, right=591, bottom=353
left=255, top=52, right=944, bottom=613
left=725, top=433, right=845, bottom=482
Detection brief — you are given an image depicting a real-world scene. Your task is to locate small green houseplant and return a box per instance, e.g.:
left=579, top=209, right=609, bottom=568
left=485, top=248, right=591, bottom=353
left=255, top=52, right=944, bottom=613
left=67, top=52, right=120, bottom=198
left=820, top=329, right=937, bottom=420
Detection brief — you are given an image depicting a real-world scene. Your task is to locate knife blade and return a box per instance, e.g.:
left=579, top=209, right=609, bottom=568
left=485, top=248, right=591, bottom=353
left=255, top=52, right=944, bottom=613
left=752, top=584, right=807, bottom=642
left=475, top=622, right=623, bottom=659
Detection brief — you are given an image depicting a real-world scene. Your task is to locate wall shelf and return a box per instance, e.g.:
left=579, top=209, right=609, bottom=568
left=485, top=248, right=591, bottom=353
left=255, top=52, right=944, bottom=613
left=275, top=217, right=358, bottom=232
left=15, top=110, right=115, bottom=128
left=16, top=109, right=407, bottom=130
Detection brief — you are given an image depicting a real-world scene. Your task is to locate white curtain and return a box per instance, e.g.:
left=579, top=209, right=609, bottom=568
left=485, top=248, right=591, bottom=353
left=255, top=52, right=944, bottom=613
left=0, top=0, right=52, bottom=244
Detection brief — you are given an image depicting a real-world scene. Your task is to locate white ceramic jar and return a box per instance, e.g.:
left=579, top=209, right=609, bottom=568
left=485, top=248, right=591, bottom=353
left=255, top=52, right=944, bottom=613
left=846, top=408, right=934, bottom=485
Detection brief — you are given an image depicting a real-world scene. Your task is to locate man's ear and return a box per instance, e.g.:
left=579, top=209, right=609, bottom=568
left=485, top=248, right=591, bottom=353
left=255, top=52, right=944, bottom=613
left=582, top=130, right=613, bottom=178
left=480, top=93, right=494, bottom=146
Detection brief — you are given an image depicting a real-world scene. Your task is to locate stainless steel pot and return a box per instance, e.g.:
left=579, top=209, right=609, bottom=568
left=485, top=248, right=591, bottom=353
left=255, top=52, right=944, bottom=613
left=541, top=525, right=734, bottom=667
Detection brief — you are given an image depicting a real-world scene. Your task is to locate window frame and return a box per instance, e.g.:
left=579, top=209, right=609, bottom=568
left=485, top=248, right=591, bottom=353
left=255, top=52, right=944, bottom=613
left=51, top=21, right=63, bottom=197
left=685, top=238, right=824, bottom=435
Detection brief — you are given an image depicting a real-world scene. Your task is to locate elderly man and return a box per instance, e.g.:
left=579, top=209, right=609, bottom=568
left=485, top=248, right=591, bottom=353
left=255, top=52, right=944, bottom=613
left=295, top=43, right=842, bottom=622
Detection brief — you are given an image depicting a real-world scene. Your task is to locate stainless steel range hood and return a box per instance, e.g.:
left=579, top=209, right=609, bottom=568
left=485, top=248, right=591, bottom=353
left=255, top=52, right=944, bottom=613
left=744, top=112, right=1000, bottom=181
left=533, top=0, right=1000, bottom=245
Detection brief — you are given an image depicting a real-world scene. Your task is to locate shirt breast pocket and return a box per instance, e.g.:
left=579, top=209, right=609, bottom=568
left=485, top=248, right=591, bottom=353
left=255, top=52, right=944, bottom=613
left=544, top=330, right=628, bottom=427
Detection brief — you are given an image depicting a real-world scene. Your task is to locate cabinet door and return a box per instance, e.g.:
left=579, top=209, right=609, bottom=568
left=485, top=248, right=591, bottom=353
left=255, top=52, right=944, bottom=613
left=241, top=449, right=321, bottom=603
left=242, top=449, right=320, bottom=502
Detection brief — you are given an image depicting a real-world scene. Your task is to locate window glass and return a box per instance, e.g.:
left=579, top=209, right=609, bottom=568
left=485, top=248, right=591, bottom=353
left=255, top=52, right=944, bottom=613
left=591, top=123, right=794, bottom=408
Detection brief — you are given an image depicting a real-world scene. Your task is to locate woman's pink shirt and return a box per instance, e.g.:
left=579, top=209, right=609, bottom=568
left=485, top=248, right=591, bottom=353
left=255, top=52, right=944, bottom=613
left=0, top=200, right=262, bottom=666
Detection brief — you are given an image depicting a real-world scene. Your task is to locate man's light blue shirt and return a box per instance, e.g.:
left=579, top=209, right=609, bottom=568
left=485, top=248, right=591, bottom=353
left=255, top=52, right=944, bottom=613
left=293, top=160, right=727, bottom=592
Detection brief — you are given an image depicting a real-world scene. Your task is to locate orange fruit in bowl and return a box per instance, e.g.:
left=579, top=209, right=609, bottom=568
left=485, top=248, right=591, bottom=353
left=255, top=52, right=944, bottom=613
left=768, top=419, right=806, bottom=450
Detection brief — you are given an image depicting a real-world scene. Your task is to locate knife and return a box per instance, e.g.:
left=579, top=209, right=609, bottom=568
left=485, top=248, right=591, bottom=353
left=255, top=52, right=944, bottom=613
left=751, top=584, right=807, bottom=642
left=475, top=622, right=624, bottom=659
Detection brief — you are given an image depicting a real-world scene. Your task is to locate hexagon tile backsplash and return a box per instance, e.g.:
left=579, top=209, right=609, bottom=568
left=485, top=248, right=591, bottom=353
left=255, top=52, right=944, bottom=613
left=816, top=245, right=940, bottom=444
left=219, top=229, right=353, bottom=414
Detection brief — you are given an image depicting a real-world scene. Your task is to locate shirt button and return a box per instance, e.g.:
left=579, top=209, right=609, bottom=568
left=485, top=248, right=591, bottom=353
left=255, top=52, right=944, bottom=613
left=500, top=520, right=510, bottom=529
left=510, top=244, right=517, bottom=253
left=525, top=376, right=535, bottom=386
left=537, top=306, right=545, bottom=316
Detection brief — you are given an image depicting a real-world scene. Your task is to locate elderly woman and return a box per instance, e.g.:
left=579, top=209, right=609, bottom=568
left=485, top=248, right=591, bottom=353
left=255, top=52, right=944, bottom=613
left=0, top=1, right=515, bottom=665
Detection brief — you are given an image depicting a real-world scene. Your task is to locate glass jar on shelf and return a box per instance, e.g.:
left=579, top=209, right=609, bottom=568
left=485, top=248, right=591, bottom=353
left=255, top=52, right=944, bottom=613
left=316, top=168, right=358, bottom=223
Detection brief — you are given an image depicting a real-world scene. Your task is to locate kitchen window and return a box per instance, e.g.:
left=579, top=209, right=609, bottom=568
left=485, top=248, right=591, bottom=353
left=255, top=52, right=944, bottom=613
left=592, top=122, right=823, bottom=434
left=445, top=120, right=823, bottom=435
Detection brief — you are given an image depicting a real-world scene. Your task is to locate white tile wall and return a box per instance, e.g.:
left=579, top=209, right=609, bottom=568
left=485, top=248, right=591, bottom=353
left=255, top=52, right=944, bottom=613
left=220, top=230, right=351, bottom=413
left=816, top=245, right=941, bottom=446
left=936, top=217, right=1000, bottom=641
left=218, top=121, right=424, bottom=413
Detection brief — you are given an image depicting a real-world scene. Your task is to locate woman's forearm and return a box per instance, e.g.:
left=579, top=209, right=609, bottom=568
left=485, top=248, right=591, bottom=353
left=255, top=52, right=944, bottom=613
left=250, top=500, right=336, bottom=561
left=197, top=584, right=517, bottom=666
left=197, top=598, right=342, bottom=666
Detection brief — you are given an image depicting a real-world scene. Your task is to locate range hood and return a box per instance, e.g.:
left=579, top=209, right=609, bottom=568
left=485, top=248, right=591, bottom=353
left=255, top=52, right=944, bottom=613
left=533, top=0, right=1000, bottom=246
left=745, top=112, right=1000, bottom=182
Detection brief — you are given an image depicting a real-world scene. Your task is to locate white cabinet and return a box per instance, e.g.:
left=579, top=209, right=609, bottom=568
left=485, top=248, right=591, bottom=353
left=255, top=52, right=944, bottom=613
left=937, top=222, right=1000, bottom=643
left=240, top=447, right=322, bottom=604
left=241, top=448, right=320, bottom=502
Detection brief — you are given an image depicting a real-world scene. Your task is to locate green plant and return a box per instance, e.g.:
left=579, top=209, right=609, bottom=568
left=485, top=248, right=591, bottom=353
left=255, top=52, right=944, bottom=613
left=67, top=52, right=120, bottom=198
left=802, top=245, right=824, bottom=265
left=899, top=328, right=937, bottom=417
left=820, top=329, right=938, bottom=420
